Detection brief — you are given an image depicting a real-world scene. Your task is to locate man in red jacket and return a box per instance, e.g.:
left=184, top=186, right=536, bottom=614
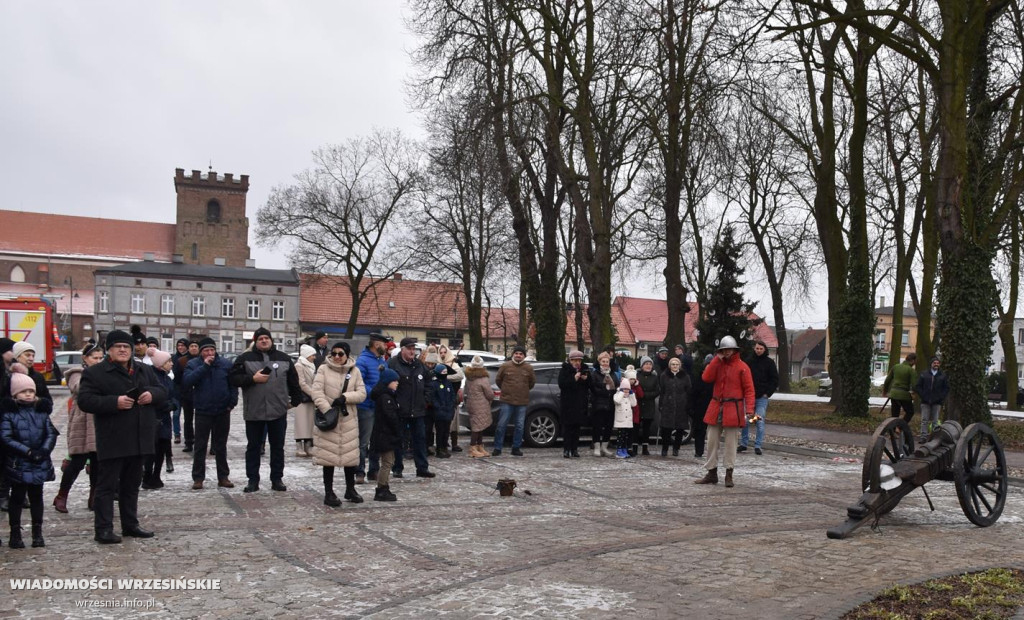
left=695, top=336, right=755, bottom=488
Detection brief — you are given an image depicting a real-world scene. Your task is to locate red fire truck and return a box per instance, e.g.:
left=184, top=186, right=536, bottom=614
left=1, top=296, right=61, bottom=380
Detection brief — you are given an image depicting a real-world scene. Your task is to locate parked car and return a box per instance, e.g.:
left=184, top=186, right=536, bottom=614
left=452, top=349, right=504, bottom=365
left=457, top=361, right=691, bottom=448
left=50, top=350, right=83, bottom=385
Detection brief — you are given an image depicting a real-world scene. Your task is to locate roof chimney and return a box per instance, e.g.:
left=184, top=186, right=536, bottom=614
left=879, top=295, right=885, bottom=308
left=393, top=273, right=403, bottom=282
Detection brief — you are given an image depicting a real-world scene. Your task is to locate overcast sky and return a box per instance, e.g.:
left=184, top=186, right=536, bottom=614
left=0, top=1, right=832, bottom=331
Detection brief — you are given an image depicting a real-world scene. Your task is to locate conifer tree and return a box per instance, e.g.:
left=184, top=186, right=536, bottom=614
left=694, top=225, right=758, bottom=359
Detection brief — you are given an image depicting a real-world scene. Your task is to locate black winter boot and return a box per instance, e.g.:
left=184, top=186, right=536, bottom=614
left=8, top=527, right=24, bottom=549
left=31, top=523, right=44, bottom=548
left=641, top=444, right=650, bottom=456
left=374, top=486, right=397, bottom=501
left=324, top=492, right=342, bottom=507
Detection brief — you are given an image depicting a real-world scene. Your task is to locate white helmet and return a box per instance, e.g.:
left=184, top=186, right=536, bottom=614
left=716, top=335, right=739, bottom=351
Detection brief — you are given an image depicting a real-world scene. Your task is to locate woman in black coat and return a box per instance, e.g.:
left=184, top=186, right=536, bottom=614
left=635, top=357, right=661, bottom=455
left=557, top=351, right=590, bottom=458
left=658, top=357, right=691, bottom=457
left=589, top=352, right=617, bottom=457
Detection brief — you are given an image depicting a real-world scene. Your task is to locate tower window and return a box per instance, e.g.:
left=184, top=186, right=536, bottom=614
left=9, top=265, right=25, bottom=282
left=191, top=243, right=198, bottom=260
left=207, top=199, right=221, bottom=223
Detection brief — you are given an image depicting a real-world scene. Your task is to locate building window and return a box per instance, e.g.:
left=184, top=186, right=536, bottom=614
left=98, top=291, right=109, bottom=313
left=161, top=294, right=175, bottom=316
left=161, top=337, right=174, bottom=353
left=192, top=296, right=206, bottom=317
left=874, top=331, right=885, bottom=349
left=1018, top=328, right=1024, bottom=344
left=272, top=300, right=285, bottom=321
left=247, top=299, right=260, bottom=320
left=9, top=265, right=25, bottom=282
left=901, top=330, right=910, bottom=346
left=130, top=293, right=145, bottom=314
left=206, top=199, right=221, bottom=223
left=191, top=243, right=198, bottom=261
left=221, top=297, right=234, bottom=318
left=221, top=333, right=234, bottom=353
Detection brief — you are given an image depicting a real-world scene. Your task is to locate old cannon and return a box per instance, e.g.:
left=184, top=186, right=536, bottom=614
left=827, top=418, right=1008, bottom=539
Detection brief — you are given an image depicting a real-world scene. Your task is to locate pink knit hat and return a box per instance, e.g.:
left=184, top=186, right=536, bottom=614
left=619, top=378, right=631, bottom=391
left=150, top=350, right=172, bottom=367
left=10, top=372, right=35, bottom=397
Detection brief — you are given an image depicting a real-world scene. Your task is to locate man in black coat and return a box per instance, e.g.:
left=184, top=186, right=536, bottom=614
left=739, top=341, right=778, bottom=455
left=78, top=329, right=168, bottom=544
left=387, top=337, right=433, bottom=478
left=915, top=356, right=950, bottom=441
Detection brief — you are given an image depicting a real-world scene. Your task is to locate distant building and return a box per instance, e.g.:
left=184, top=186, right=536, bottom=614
left=93, top=260, right=299, bottom=353
left=872, top=296, right=937, bottom=376
left=786, top=328, right=827, bottom=378
left=989, top=317, right=1024, bottom=389
left=0, top=167, right=253, bottom=348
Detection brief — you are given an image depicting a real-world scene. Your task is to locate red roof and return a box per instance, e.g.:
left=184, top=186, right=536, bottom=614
left=299, top=274, right=469, bottom=330
left=0, top=210, right=176, bottom=261
left=481, top=307, right=520, bottom=341
left=564, top=303, right=636, bottom=348
left=613, top=296, right=778, bottom=348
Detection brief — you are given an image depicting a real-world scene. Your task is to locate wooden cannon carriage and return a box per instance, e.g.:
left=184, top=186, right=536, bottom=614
left=827, top=418, right=1008, bottom=539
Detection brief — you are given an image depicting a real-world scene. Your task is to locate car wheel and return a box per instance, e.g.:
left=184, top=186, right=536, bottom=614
left=524, top=410, right=559, bottom=448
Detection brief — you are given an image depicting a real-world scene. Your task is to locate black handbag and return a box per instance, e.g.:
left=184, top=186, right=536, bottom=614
left=314, top=375, right=351, bottom=431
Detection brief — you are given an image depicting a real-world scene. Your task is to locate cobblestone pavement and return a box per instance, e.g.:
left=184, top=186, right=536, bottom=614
left=2, top=392, right=1022, bottom=619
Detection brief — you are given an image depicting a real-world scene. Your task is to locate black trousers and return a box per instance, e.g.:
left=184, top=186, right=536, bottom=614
left=59, top=451, right=98, bottom=493
left=563, top=424, right=581, bottom=453
left=9, top=483, right=44, bottom=529
left=181, top=398, right=195, bottom=448
left=660, top=427, right=684, bottom=450
left=616, top=427, right=632, bottom=450
left=94, top=455, right=145, bottom=533
left=634, top=419, right=654, bottom=445
left=193, top=413, right=231, bottom=482
left=144, top=439, right=171, bottom=482
left=434, top=418, right=451, bottom=450
left=245, top=416, right=287, bottom=484
left=890, top=399, right=915, bottom=424
left=690, top=410, right=708, bottom=457
left=323, top=465, right=357, bottom=494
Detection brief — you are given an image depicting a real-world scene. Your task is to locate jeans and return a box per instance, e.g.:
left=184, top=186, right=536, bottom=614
left=741, top=397, right=769, bottom=449
left=171, top=403, right=182, bottom=437
left=920, top=403, right=942, bottom=436
left=494, top=404, right=527, bottom=450
left=395, top=417, right=429, bottom=473
left=245, top=416, right=287, bottom=484
left=357, top=408, right=374, bottom=476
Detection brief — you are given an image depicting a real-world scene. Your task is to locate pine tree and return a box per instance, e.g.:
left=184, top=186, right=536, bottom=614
left=694, top=225, right=758, bottom=359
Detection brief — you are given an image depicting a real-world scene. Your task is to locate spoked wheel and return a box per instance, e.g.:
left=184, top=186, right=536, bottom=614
left=954, top=423, right=1007, bottom=527
left=862, top=417, right=914, bottom=495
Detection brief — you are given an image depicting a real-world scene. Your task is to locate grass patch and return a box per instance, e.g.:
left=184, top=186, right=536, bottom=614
left=842, top=568, right=1024, bottom=619
left=770, top=400, right=1024, bottom=450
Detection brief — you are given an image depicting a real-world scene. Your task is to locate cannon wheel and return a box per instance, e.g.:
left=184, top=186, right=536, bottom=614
left=862, top=417, right=914, bottom=496
left=954, top=423, right=1007, bottom=527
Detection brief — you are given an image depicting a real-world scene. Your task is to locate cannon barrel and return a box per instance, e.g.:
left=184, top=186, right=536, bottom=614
left=912, top=420, right=962, bottom=458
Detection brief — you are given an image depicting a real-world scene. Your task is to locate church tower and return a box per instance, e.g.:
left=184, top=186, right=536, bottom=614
left=173, top=168, right=252, bottom=266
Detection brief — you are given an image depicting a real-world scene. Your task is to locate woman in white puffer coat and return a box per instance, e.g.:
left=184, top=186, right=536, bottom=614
left=292, top=345, right=318, bottom=457
left=311, top=342, right=366, bottom=508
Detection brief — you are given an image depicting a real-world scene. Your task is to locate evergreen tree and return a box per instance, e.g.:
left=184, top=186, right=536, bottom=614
left=694, top=225, right=758, bottom=359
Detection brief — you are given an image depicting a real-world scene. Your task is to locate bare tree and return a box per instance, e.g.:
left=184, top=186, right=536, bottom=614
left=256, top=129, right=422, bottom=338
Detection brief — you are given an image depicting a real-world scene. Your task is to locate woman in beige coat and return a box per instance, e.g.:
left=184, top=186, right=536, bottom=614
left=437, top=345, right=465, bottom=452
left=292, top=344, right=317, bottom=457
left=462, top=356, right=495, bottom=457
left=311, top=342, right=366, bottom=507
left=53, top=342, right=105, bottom=513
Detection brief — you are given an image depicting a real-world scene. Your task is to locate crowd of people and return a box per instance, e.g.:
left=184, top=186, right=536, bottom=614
left=1, top=327, right=949, bottom=549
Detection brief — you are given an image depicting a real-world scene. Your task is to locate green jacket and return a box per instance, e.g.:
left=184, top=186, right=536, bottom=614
left=883, top=362, right=916, bottom=401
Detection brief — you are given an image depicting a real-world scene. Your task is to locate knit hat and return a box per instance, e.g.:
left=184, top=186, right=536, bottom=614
left=130, top=325, right=146, bottom=345
left=176, top=337, right=190, bottom=348
left=0, top=338, right=14, bottom=356
left=300, top=344, right=317, bottom=359
left=470, top=355, right=485, bottom=368
left=380, top=368, right=400, bottom=385
left=10, top=372, right=35, bottom=397
left=105, top=329, right=132, bottom=349
left=619, top=378, right=631, bottom=391
left=12, top=341, right=35, bottom=359
left=253, top=327, right=272, bottom=342
left=424, top=352, right=441, bottom=364
left=150, top=350, right=172, bottom=367
left=198, top=337, right=217, bottom=352
left=568, top=350, right=584, bottom=360
left=623, top=365, right=637, bottom=381
left=640, top=356, right=653, bottom=367
left=314, top=331, right=327, bottom=340
left=333, top=342, right=351, bottom=356
left=146, top=336, right=160, bottom=347
left=512, top=345, right=527, bottom=356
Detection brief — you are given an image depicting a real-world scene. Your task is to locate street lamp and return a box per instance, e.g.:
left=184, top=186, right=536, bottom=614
left=63, top=277, right=78, bottom=349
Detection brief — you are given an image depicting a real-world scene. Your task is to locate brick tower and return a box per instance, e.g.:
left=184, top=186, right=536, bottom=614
left=173, top=168, right=252, bottom=266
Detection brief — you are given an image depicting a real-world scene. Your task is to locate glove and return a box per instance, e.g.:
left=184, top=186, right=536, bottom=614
left=332, top=396, right=346, bottom=408
left=27, top=450, right=45, bottom=464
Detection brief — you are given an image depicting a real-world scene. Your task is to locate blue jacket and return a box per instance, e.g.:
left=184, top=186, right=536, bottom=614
left=185, top=355, right=239, bottom=416
left=426, top=364, right=457, bottom=422
left=1, top=397, right=58, bottom=485
left=154, top=369, right=175, bottom=440
left=355, top=348, right=385, bottom=412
